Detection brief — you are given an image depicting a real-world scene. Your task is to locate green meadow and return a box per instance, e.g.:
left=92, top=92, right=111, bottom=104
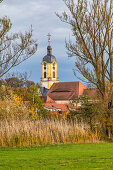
left=0, top=143, right=113, bottom=170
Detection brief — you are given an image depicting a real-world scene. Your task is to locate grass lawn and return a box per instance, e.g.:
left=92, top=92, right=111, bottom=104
left=0, top=143, right=113, bottom=169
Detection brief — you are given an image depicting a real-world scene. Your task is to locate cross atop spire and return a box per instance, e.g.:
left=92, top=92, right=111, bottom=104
left=47, top=33, right=51, bottom=45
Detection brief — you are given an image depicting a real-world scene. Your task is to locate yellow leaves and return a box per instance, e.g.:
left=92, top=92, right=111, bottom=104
left=13, top=95, right=23, bottom=103
left=62, top=110, right=71, bottom=119
left=0, top=87, right=30, bottom=121
left=30, top=106, right=37, bottom=119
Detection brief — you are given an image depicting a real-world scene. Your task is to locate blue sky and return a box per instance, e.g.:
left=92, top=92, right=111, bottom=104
left=0, top=0, right=79, bottom=84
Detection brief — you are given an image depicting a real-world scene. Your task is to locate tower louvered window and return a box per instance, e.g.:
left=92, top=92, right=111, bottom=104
left=53, top=71, right=55, bottom=78
left=53, top=63, right=55, bottom=70
left=44, top=63, right=46, bottom=70
left=44, top=72, right=46, bottom=78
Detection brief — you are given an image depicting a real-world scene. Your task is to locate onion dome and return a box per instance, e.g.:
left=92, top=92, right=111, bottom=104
left=43, top=45, right=56, bottom=63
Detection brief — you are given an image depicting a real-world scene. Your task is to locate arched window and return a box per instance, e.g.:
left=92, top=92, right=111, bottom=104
left=53, top=63, right=55, bottom=70
left=53, top=71, right=55, bottom=78
left=44, top=63, right=46, bottom=70
left=44, top=72, right=46, bottom=78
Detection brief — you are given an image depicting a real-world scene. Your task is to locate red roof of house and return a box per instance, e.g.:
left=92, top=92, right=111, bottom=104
left=46, top=96, right=55, bottom=103
left=47, top=82, right=87, bottom=101
left=83, top=88, right=98, bottom=99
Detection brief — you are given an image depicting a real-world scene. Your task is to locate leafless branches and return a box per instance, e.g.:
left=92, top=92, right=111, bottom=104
left=57, top=0, right=113, bottom=98
left=0, top=16, right=37, bottom=77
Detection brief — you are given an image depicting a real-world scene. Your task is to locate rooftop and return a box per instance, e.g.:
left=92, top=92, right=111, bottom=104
left=47, top=82, right=87, bottom=101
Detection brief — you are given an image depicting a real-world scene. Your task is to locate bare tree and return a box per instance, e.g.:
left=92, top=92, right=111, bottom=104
left=0, top=2, right=37, bottom=78
left=56, top=0, right=113, bottom=99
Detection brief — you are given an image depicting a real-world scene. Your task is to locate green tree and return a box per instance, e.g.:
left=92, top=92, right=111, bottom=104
left=5, top=77, right=23, bottom=88
left=25, top=80, right=35, bottom=88
left=28, top=86, right=47, bottom=118
left=79, top=96, right=100, bottom=131
left=15, top=85, right=47, bottom=118
left=15, top=86, right=28, bottom=101
left=0, top=1, right=37, bottom=77
left=3, top=72, right=34, bottom=88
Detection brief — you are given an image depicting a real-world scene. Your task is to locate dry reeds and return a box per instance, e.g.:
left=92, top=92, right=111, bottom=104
left=0, top=119, right=100, bottom=146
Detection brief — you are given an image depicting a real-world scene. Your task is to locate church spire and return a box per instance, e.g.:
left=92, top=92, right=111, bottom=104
left=47, top=33, right=52, bottom=55
left=47, top=33, right=51, bottom=46
left=40, top=35, right=59, bottom=89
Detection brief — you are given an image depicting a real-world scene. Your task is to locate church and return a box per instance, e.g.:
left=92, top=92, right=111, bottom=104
left=40, top=35, right=94, bottom=113
left=40, top=35, right=59, bottom=89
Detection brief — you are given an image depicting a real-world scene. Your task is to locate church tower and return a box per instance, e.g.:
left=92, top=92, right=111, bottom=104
left=40, top=34, right=59, bottom=89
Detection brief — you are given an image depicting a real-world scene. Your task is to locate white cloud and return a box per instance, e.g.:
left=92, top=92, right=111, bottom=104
left=0, top=0, right=75, bottom=83
left=53, top=27, right=72, bottom=40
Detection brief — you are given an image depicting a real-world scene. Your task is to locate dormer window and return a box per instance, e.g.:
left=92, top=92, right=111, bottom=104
left=44, top=63, right=46, bottom=70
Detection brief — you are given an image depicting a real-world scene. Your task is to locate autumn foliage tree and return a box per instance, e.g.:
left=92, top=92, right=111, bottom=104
left=15, top=85, right=47, bottom=118
left=57, top=0, right=113, bottom=138
left=57, top=0, right=113, bottom=99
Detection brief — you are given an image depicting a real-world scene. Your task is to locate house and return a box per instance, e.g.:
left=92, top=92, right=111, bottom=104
left=43, top=81, right=88, bottom=113
left=47, top=81, right=87, bottom=104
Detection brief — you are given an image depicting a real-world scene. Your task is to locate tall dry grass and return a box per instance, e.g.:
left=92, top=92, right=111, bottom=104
left=0, top=86, right=101, bottom=146
left=0, top=119, right=100, bottom=146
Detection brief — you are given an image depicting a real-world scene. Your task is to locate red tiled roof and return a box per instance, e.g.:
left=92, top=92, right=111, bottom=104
left=83, top=88, right=97, bottom=99
left=47, top=82, right=87, bottom=101
left=46, top=96, right=55, bottom=103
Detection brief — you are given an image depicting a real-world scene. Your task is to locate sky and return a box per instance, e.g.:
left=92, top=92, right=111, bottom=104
left=0, top=0, right=79, bottom=84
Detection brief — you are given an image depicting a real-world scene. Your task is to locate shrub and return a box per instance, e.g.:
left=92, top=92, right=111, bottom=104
left=0, top=85, right=30, bottom=121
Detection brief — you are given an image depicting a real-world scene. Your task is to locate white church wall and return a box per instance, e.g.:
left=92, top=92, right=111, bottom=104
left=55, top=100, right=82, bottom=106
left=42, top=82, right=48, bottom=89
left=55, top=100, right=70, bottom=104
